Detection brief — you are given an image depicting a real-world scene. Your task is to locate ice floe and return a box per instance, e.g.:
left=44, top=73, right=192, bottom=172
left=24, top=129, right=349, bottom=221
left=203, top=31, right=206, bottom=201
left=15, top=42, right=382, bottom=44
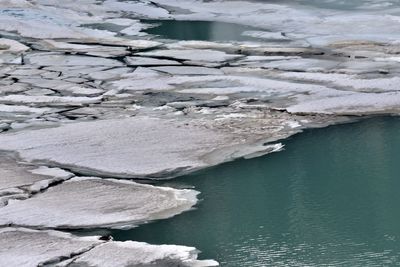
left=0, top=38, right=29, bottom=54
left=0, top=95, right=102, bottom=107
left=150, top=66, right=224, bottom=75
left=137, top=49, right=243, bottom=63
left=25, top=53, right=123, bottom=66
left=125, top=56, right=182, bottom=66
left=0, top=117, right=229, bottom=178
left=0, top=228, right=101, bottom=267
left=0, top=154, right=72, bottom=195
left=0, top=177, right=198, bottom=228
left=57, top=241, right=219, bottom=267
left=0, top=227, right=218, bottom=267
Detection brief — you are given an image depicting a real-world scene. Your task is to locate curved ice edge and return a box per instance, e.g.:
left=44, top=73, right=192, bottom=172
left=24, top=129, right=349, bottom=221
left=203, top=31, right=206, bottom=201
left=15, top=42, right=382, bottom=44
left=40, top=177, right=200, bottom=230
left=70, top=176, right=199, bottom=203
left=18, top=143, right=287, bottom=181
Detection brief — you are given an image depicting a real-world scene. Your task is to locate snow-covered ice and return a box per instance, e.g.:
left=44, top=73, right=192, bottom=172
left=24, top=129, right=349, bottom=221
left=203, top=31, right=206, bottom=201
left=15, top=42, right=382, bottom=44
left=0, top=177, right=199, bottom=228
left=137, top=49, right=243, bottom=63
left=0, top=117, right=231, bottom=178
left=57, top=241, right=218, bottom=267
left=0, top=153, right=73, bottom=197
left=0, top=227, right=101, bottom=267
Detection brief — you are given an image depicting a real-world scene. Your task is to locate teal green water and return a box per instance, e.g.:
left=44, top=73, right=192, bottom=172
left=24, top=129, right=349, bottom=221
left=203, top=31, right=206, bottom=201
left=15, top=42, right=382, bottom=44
left=111, top=117, right=400, bottom=266
left=143, top=20, right=263, bottom=42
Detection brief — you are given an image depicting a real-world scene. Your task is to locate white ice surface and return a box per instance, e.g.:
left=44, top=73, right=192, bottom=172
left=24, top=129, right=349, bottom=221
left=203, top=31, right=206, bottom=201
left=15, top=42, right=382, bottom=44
left=125, top=56, right=182, bottom=66
left=150, top=66, right=224, bottom=75
left=0, top=117, right=229, bottom=178
left=0, top=95, right=102, bottom=106
left=0, top=154, right=73, bottom=195
left=286, top=92, right=400, bottom=115
left=0, top=177, right=199, bottom=228
left=59, top=241, right=219, bottom=267
left=0, top=104, right=51, bottom=114
left=0, top=227, right=101, bottom=267
left=25, top=53, right=123, bottom=66
left=137, top=49, right=243, bottom=63
left=0, top=38, right=30, bottom=53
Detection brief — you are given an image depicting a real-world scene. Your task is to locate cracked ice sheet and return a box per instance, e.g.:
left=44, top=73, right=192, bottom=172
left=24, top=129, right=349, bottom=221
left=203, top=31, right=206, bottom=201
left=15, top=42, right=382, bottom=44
left=278, top=72, right=400, bottom=93
left=150, top=66, right=224, bottom=75
left=0, top=95, right=102, bottom=107
left=286, top=92, right=400, bottom=115
left=58, top=241, right=218, bottom=267
left=0, top=104, right=51, bottom=115
left=0, top=227, right=218, bottom=267
left=136, top=49, right=243, bottom=63
left=0, top=38, right=29, bottom=53
left=24, top=53, right=123, bottom=66
left=0, top=153, right=73, bottom=196
left=0, top=117, right=230, bottom=178
left=138, top=0, right=400, bottom=45
left=0, top=177, right=198, bottom=229
left=0, top=228, right=102, bottom=267
left=109, top=69, right=340, bottom=95
left=35, top=40, right=131, bottom=58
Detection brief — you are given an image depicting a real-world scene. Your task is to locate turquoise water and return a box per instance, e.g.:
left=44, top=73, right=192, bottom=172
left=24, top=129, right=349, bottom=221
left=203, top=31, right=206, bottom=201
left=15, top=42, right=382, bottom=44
left=143, top=20, right=264, bottom=41
left=111, top=117, right=400, bottom=266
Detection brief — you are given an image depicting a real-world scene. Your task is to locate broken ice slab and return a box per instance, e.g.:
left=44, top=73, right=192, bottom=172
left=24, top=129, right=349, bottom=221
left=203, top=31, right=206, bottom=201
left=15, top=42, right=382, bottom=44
left=33, top=40, right=131, bottom=58
left=0, top=117, right=230, bottom=178
left=150, top=66, right=223, bottom=75
left=136, top=48, right=243, bottom=63
left=24, top=53, right=123, bottom=66
left=261, top=58, right=339, bottom=72
left=0, top=153, right=73, bottom=197
left=86, top=67, right=134, bottom=81
left=0, top=228, right=102, bottom=267
left=125, top=56, right=182, bottom=66
left=241, top=31, right=290, bottom=41
left=0, top=227, right=218, bottom=267
left=286, top=91, right=400, bottom=115
left=0, top=177, right=198, bottom=229
left=0, top=38, right=30, bottom=54
left=57, top=241, right=219, bottom=267
left=0, top=95, right=102, bottom=107
left=278, top=72, right=400, bottom=93
left=0, top=104, right=51, bottom=115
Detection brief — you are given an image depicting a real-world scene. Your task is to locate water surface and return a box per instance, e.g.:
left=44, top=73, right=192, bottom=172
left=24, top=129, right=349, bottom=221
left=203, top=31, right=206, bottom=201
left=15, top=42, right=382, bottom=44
left=111, top=117, right=400, bottom=266
left=143, top=20, right=263, bottom=41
